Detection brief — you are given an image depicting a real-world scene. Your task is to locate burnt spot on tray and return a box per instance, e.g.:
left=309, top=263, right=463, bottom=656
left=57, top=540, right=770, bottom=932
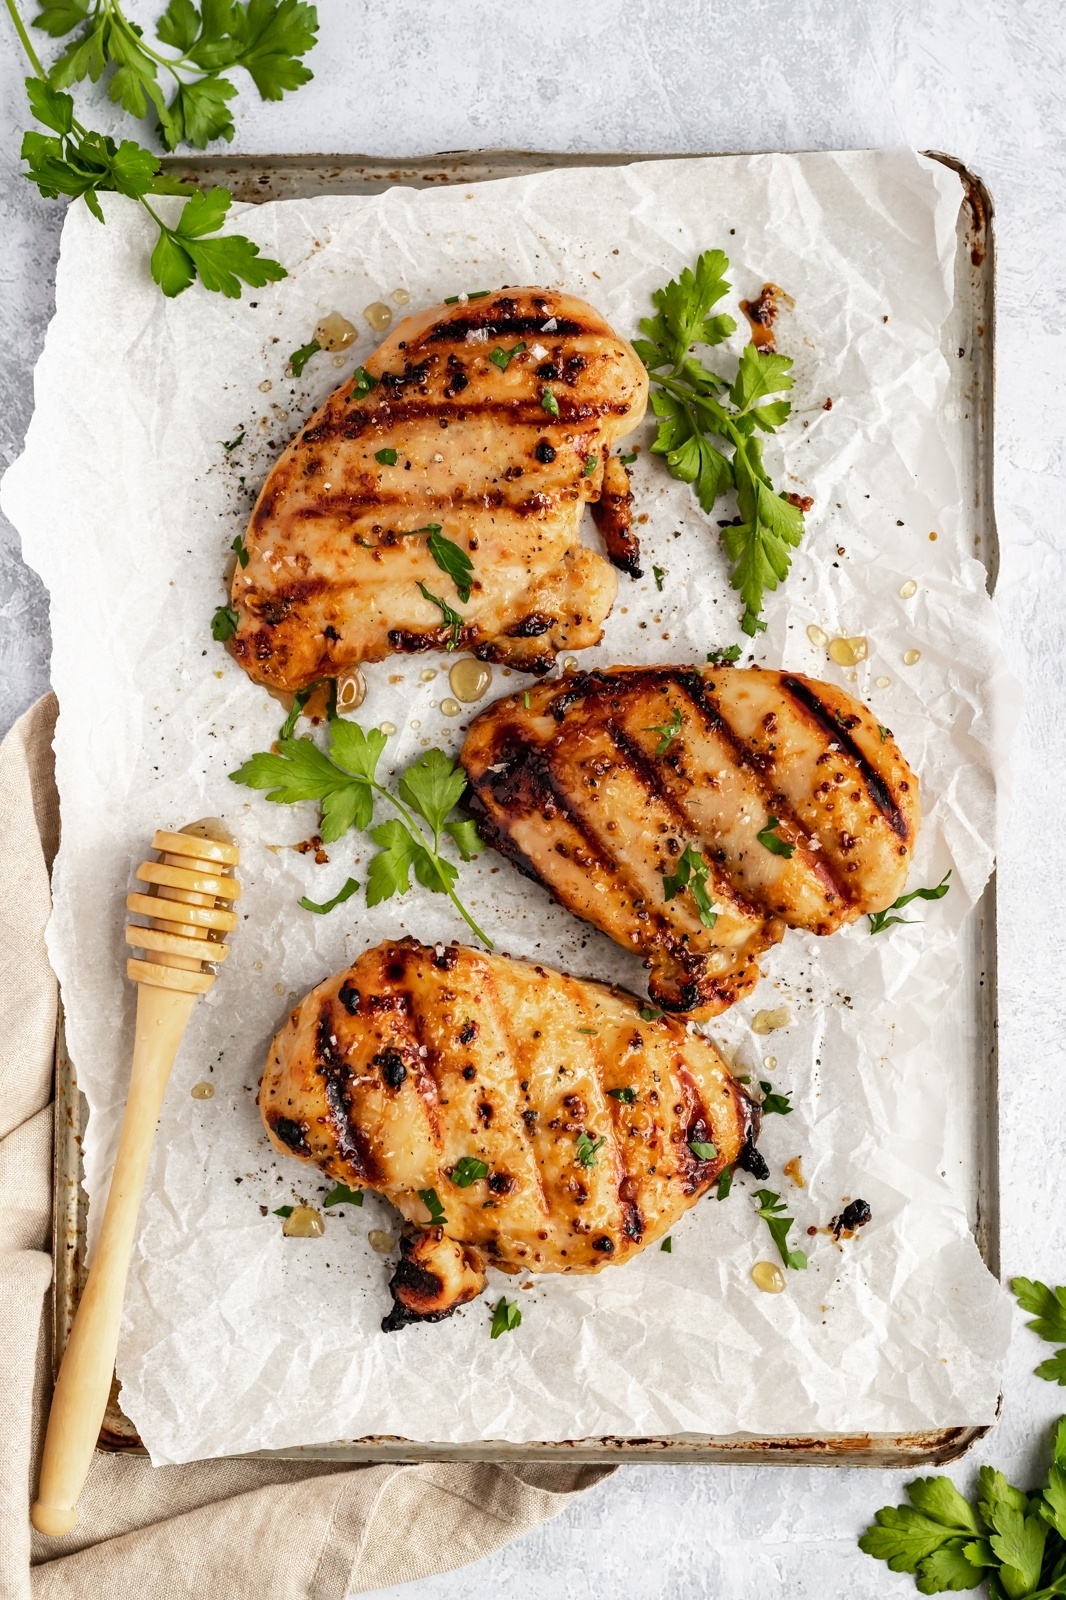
left=831, top=1198, right=872, bottom=1239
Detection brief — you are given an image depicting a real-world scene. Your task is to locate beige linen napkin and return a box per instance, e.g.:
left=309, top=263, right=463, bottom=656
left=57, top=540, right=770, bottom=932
left=0, top=694, right=610, bottom=1600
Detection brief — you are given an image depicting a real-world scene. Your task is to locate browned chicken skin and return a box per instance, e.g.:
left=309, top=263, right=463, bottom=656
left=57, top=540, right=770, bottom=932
left=461, top=666, right=921, bottom=1018
left=230, top=289, right=649, bottom=690
left=258, top=939, right=754, bottom=1330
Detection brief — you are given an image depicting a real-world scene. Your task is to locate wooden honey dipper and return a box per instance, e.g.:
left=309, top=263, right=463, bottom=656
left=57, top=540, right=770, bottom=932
left=31, top=821, right=240, bottom=1537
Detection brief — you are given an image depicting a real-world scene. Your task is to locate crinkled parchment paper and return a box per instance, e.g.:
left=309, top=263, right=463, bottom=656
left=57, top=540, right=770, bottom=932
left=2, top=150, right=1015, bottom=1464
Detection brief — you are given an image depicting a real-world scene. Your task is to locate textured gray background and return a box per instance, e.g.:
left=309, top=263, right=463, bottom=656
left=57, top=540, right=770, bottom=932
left=2, top=3, right=1064, bottom=1596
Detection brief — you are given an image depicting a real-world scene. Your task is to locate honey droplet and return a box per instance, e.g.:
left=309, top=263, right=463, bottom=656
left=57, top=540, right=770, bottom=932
left=783, top=1155, right=806, bottom=1188
left=903, top=648, right=922, bottom=666
left=190, top=1081, right=215, bottom=1100
left=763, top=1055, right=777, bottom=1070
left=752, top=1006, right=790, bottom=1035
left=562, top=656, right=579, bottom=672
left=828, top=635, right=868, bottom=667
left=335, top=667, right=367, bottom=713
left=440, top=697, right=461, bottom=717
left=273, top=982, right=285, bottom=995
left=368, top=1229, right=395, bottom=1254
left=751, top=1260, right=786, bottom=1294
left=392, top=287, right=411, bottom=306
left=315, top=310, right=357, bottom=351
left=364, top=301, right=393, bottom=333
left=331, top=355, right=346, bottom=367
left=258, top=379, right=272, bottom=393
left=410, top=719, right=421, bottom=730
left=806, top=624, right=828, bottom=648
left=875, top=675, right=891, bottom=688
left=282, top=1204, right=325, bottom=1238
left=420, top=667, right=438, bottom=682
left=449, top=658, right=492, bottom=703
left=899, top=578, right=918, bottom=599
left=379, top=720, right=397, bottom=736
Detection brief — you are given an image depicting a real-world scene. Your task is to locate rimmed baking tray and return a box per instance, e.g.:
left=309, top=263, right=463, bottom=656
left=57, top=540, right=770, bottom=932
left=51, top=148, right=998, bottom=1467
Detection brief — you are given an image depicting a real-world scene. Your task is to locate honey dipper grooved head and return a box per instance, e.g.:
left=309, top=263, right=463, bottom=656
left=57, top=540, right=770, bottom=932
left=124, top=821, right=240, bottom=995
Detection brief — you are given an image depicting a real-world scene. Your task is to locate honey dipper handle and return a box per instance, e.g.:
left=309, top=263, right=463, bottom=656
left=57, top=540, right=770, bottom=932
left=31, top=984, right=197, bottom=1536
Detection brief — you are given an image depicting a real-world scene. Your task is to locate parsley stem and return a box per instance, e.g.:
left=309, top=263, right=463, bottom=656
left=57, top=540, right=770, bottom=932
left=365, top=775, right=491, bottom=948
left=5, top=0, right=47, bottom=77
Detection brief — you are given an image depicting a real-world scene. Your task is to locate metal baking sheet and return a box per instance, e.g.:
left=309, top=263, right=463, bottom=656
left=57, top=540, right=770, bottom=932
left=51, top=148, right=998, bottom=1467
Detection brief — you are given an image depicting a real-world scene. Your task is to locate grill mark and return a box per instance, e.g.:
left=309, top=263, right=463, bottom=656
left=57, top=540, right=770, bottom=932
left=382, top=944, right=442, bottom=1151
left=604, top=720, right=763, bottom=925
left=572, top=987, right=641, bottom=1242
left=300, top=394, right=614, bottom=448
left=314, top=999, right=378, bottom=1181
left=484, top=961, right=551, bottom=1222
left=425, top=314, right=586, bottom=342
left=486, top=742, right=681, bottom=955
left=674, top=1064, right=718, bottom=1197
left=780, top=675, right=911, bottom=841
left=289, top=488, right=573, bottom=525
left=677, top=671, right=849, bottom=906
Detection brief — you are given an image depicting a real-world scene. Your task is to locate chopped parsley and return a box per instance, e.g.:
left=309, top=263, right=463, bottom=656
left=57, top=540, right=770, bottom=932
left=298, top=876, right=360, bottom=915
left=575, top=1131, right=606, bottom=1168
left=375, top=447, right=398, bottom=465
left=417, top=582, right=464, bottom=649
left=584, top=454, right=599, bottom=477
left=639, top=1005, right=663, bottom=1022
left=757, top=816, right=795, bottom=858
left=662, top=843, right=718, bottom=928
left=716, top=1167, right=734, bottom=1201
left=272, top=1205, right=293, bottom=1218
left=323, top=1182, right=363, bottom=1208
left=868, top=871, right=951, bottom=934
left=450, top=1157, right=490, bottom=1188
left=653, top=565, right=666, bottom=591
left=212, top=605, right=238, bottom=641
left=759, top=1081, right=793, bottom=1116
left=645, top=705, right=683, bottom=755
left=489, top=341, right=526, bottom=370
left=754, top=1188, right=807, bottom=1270
left=288, top=338, right=321, bottom=378
left=221, top=430, right=245, bottom=452
left=351, top=366, right=377, bottom=400
left=689, top=1140, right=717, bottom=1162
left=445, top=290, right=491, bottom=304
left=706, top=644, right=742, bottom=666
left=419, top=1187, right=447, bottom=1225
left=620, top=451, right=638, bottom=465
left=878, top=724, right=890, bottom=743
left=490, top=1295, right=522, bottom=1338
left=541, top=387, right=560, bottom=417
left=607, top=1087, right=636, bottom=1104
left=660, top=1236, right=673, bottom=1252
left=576, top=1026, right=598, bottom=1035
left=231, top=533, right=249, bottom=568
left=522, top=691, right=531, bottom=709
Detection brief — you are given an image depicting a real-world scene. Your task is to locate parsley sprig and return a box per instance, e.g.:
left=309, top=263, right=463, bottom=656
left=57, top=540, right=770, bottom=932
left=490, top=1296, right=522, bottom=1338
left=9, top=0, right=311, bottom=297
left=1014, top=1280, right=1066, bottom=1386
left=636, top=250, right=805, bottom=636
left=860, top=1417, right=1066, bottom=1596
left=868, top=870, right=952, bottom=934
left=757, top=815, right=795, bottom=859
left=753, top=1188, right=807, bottom=1270
left=662, top=843, right=718, bottom=929
left=229, top=719, right=489, bottom=945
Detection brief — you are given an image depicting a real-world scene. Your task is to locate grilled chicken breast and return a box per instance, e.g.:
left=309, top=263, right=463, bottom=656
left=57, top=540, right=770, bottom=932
left=259, top=939, right=754, bottom=1330
left=461, top=666, right=920, bottom=1018
left=230, top=289, right=649, bottom=690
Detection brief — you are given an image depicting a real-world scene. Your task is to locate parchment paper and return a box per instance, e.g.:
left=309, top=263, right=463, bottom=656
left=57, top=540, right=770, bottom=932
left=2, top=150, right=1014, bottom=1465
